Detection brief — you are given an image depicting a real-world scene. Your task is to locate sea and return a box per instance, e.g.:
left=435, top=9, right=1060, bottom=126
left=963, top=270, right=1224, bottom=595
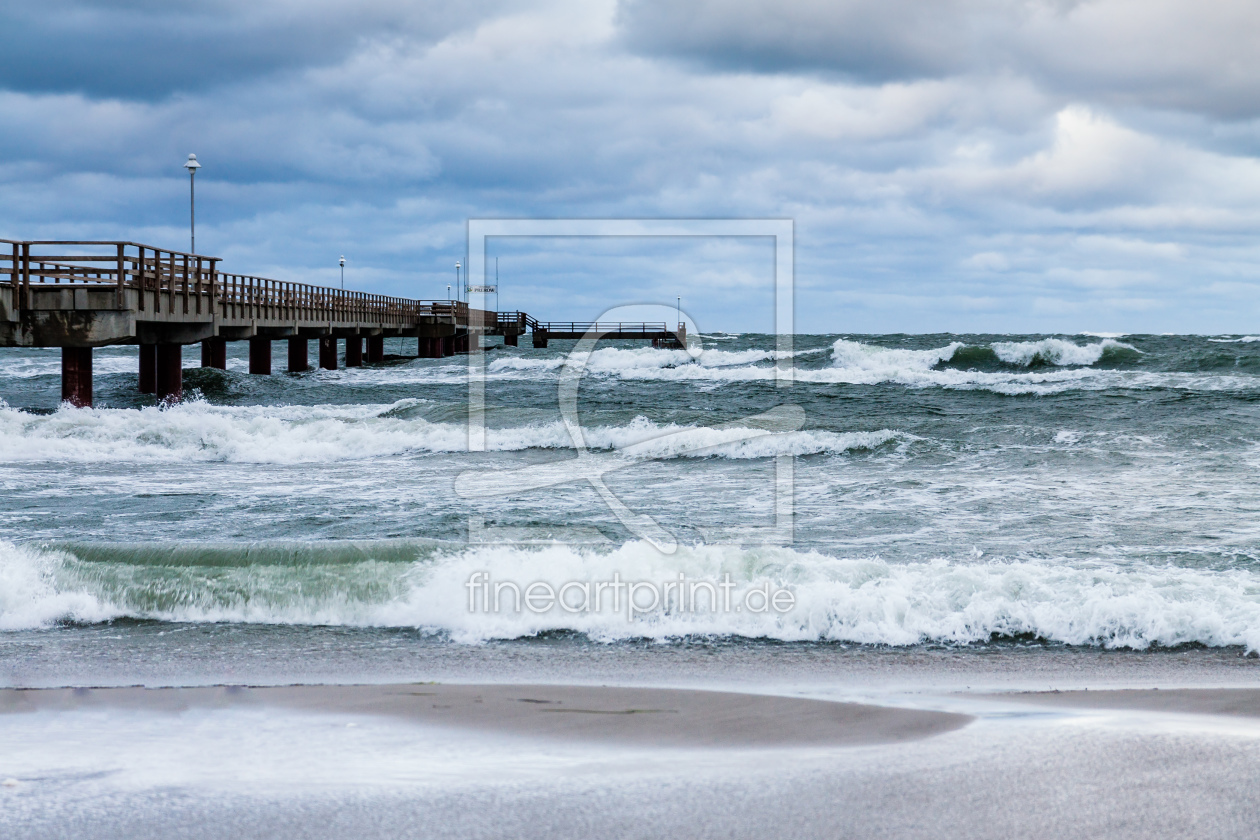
left=3, top=332, right=1260, bottom=686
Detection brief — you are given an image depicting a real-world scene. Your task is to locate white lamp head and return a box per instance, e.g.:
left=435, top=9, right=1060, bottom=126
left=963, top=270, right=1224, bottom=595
left=184, top=153, right=201, bottom=172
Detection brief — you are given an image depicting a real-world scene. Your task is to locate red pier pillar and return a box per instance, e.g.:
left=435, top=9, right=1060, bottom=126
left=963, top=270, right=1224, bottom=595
left=201, top=337, right=227, bottom=370
left=249, top=338, right=271, bottom=375
left=288, top=338, right=308, bottom=372
left=319, top=336, right=338, bottom=370
left=139, top=343, right=156, bottom=393
left=156, top=344, right=182, bottom=402
left=367, top=336, right=384, bottom=363
left=345, top=337, right=363, bottom=367
left=61, top=347, right=92, bottom=408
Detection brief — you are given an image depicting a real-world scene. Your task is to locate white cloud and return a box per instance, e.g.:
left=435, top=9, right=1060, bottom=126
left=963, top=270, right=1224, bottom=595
left=765, top=81, right=963, bottom=141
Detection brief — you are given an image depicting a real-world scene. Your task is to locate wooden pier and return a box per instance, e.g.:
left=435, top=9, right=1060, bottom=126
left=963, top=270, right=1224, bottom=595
left=0, top=239, right=685, bottom=406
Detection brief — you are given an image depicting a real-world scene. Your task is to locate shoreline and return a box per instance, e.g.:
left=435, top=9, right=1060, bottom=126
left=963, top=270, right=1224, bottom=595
left=0, top=682, right=972, bottom=748
left=4, top=626, right=1259, bottom=693
left=989, top=687, right=1260, bottom=718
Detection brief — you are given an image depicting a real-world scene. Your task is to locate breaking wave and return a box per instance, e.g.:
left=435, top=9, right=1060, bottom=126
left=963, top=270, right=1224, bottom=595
left=989, top=337, right=1138, bottom=366
left=831, top=337, right=1138, bottom=371
left=477, top=338, right=1175, bottom=395
left=0, top=401, right=897, bottom=464
left=5, top=539, right=1260, bottom=650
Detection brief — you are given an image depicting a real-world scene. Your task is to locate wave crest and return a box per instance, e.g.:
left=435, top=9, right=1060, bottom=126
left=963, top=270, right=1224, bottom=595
left=0, top=402, right=888, bottom=464
left=990, top=338, right=1138, bottom=367
left=4, top=540, right=1260, bottom=650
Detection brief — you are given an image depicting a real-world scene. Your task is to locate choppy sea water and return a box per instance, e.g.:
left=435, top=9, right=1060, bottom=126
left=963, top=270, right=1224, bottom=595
left=4, top=333, right=1260, bottom=670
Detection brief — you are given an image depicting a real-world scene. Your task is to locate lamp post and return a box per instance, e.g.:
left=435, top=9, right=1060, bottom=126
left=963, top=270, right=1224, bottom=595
left=447, top=284, right=451, bottom=301
left=677, top=296, right=681, bottom=327
left=183, top=154, right=201, bottom=253
left=339, top=256, right=345, bottom=290
left=455, top=261, right=461, bottom=304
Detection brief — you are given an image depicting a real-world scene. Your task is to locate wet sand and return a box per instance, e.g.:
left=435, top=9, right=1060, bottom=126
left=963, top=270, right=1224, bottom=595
left=5, top=656, right=1260, bottom=840
left=997, top=687, right=1260, bottom=717
left=5, top=679, right=1260, bottom=840
left=0, top=682, right=972, bottom=748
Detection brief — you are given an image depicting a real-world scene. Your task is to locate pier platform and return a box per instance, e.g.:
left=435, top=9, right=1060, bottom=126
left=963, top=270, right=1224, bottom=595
left=0, top=239, right=685, bottom=406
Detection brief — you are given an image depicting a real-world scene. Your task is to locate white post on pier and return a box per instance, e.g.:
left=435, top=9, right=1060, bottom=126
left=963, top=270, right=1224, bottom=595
left=183, top=154, right=201, bottom=253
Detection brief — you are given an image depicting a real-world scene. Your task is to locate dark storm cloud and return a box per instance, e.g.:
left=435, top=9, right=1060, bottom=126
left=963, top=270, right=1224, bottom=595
left=0, top=0, right=506, bottom=99
left=615, top=0, right=1260, bottom=119
left=615, top=0, right=989, bottom=82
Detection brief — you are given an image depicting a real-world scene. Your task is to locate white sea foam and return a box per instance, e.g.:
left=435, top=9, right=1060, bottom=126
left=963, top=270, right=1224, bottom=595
left=492, top=338, right=1168, bottom=395
left=485, top=345, right=820, bottom=377
left=491, top=338, right=1251, bottom=397
left=0, top=339, right=1247, bottom=401
left=0, top=401, right=889, bottom=464
left=5, top=539, right=1260, bottom=650
left=990, top=338, right=1136, bottom=366
left=0, top=542, right=121, bottom=629
left=830, top=339, right=965, bottom=373
left=0, top=352, right=140, bottom=379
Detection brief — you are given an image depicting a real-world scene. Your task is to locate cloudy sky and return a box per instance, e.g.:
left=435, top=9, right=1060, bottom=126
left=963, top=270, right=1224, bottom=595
left=2, top=0, right=1259, bottom=333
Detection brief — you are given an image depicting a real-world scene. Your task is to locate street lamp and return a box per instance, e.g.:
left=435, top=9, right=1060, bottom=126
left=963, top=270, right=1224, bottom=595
left=339, top=256, right=345, bottom=290
left=677, top=296, right=681, bottom=327
left=455, top=261, right=461, bottom=304
left=447, top=284, right=451, bottom=300
left=183, top=154, right=201, bottom=253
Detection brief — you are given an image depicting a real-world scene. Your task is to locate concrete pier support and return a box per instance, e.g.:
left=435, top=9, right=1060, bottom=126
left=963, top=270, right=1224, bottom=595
left=532, top=330, right=549, bottom=348
left=288, top=338, right=308, bottom=372
left=418, top=337, right=440, bottom=358
left=61, top=347, right=92, bottom=408
left=504, top=333, right=518, bottom=347
left=249, top=338, right=271, bottom=375
left=345, top=337, right=363, bottom=367
left=319, top=337, right=338, bottom=370
left=156, top=344, right=182, bottom=402
left=201, top=337, right=227, bottom=369
left=139, top=343, right=156, bottom=393
left=367, top=336, right=384, bottom=363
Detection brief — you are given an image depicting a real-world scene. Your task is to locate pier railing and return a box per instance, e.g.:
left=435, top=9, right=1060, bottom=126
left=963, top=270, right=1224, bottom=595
left=536, top=322, right=670, bottom=334
left=0, top=239, right=678, bottom=340
left=0, top=239, right=473, bottom=325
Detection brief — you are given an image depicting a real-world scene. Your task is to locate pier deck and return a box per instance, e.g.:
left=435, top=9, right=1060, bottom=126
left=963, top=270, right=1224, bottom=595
left=0, top=239, right=685, bottom=406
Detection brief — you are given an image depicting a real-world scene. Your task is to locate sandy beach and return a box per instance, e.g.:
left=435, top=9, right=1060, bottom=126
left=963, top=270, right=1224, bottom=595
left=998, top=687, right=1260, bottom=718
left=0, top=682, right=972, bottom=748
left=3, top=662, right=1260, bottom=840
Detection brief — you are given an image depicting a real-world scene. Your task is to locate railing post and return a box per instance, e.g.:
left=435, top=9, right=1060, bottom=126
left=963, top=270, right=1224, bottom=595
left=20, top=243, right=30, bottom=310
left=212, top=260, right=220, bottom=316
left=194, top=257, right=202, bottom=315
left=136, top=246, right=146, bottom=311
left=116, top=243, right=125, bottom=309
